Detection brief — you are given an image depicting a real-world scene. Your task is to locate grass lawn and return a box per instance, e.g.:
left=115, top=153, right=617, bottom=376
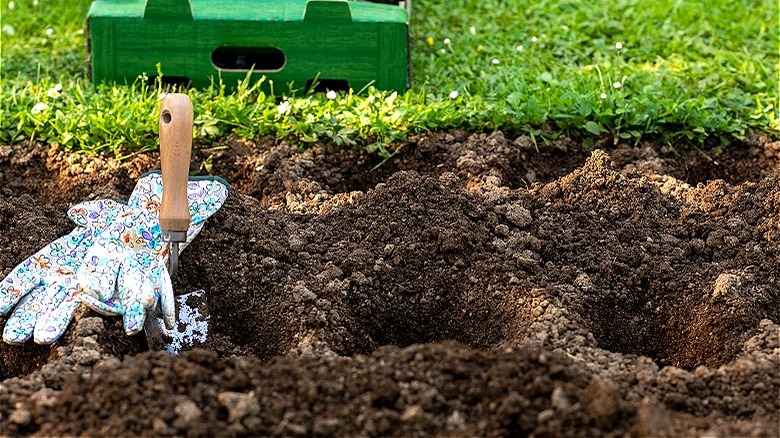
left=1, top=0, right=777, bottom=157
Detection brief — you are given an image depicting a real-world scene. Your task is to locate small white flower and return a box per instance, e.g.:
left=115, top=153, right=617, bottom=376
left=491, top=58, right=500, bottom=65
left=615, top=41, right=623, bottom=50
left=600, top=92, right=607, bottom=99
left=77, top=29, right=84, bottom=35
left=469, top=26, right=476, bottom=35
left=531, top=36, right=538, bottom=43
left=31, top=102, right=48, bottom=114
left=449, top=90, right=459, bottom=99
left=7, top=1, right=14, bottom=9
left=277, top=100, right=291, bottom=115
left=158, top=92, right=167, bottom=100
left=443, top=38, right=451, bottom=45
left=326, top=90, right=337, bottom=100
left=516, top=44, right=523, bottom=52
left=47, top=84, right=61, bottom=98
left=439, top=48, right=446, bottom=54
left=45, top=28, right=54, bottom=37
left=41, top=38, right=47, bottom=45
left=32, top=0, right=37, bottom=5
left=613, top=81, right=622, bottom=89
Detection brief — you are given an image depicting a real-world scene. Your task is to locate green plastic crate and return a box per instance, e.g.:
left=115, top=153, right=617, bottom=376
left=87, top=0, right=410, bottom=92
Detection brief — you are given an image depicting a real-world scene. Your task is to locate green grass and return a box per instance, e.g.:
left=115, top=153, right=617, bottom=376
left=1, top=0, right=778, bottom=158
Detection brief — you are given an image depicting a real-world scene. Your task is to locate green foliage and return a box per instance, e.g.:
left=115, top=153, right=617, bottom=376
left=1, top=0, right=777, bottom=157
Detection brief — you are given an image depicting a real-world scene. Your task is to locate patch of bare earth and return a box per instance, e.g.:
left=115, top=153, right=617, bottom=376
left=1, top=132, right=778, bottom=436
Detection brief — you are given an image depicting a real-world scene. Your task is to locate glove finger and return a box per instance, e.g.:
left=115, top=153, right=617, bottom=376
left=2, top=283, right=57, bottom=344
left=78, top=249, right=122, bottom=302
left=177, top=180, right=228, bottom=254
left=118, top=260, right=157, bottom=335
left=80, top=292, right=123, bottom=316
left=187, top=179, right=229, bottom=226
left=0, top=257, right=44, bottom=314
left=33, top=285, right=81, bottom=344
left=155, top=264, right=176, bottom=330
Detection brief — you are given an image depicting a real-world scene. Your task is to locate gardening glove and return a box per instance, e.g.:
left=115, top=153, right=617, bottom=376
left=1, top=200, right=129, bottom=344
left=64, top=171, right=229, bottom=337
left=1, top=173, right=229, bottom=345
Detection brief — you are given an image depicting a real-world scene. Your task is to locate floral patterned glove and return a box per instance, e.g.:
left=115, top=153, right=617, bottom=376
left=1, top=172, right=229, bottom=344
left=1, top=200, right=129, bottom=344
left=74, top=172, right=229, bottom=337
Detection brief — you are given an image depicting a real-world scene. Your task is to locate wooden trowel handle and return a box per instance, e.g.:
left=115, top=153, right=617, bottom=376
left=159, top=93, right=193, bottom=233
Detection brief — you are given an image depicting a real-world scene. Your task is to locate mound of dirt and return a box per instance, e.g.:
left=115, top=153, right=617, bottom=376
left=1, top=132, right=778, bottom=436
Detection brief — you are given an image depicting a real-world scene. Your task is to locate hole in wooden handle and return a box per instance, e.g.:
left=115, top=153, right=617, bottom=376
left=161, top=110, right=172, bottom=124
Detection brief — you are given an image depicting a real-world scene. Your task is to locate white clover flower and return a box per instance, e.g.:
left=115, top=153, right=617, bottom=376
left=531, top=36, right=538, bottom=43
left=32, top=0, right=38, bottom=5
left=443, top=38, right=451, bottom=45
left=277, top=100, right=291, bottom=115
left=615, top=41, right=623, bottom=50
left=326, top=90, right=337, bottom=100
left=613, top=81, right=622, bottom=89
left=491, top=58, right=500, bottom=65
left=45, top=28, right=54, bottom=37
left=47, top=83, right=62, bottom=98
left=516, top=44, right=523, bottom=52
left=439, top=48, right=446, bottom=54
left=8, top=1, right=14, bottom=10
left=600, top=92, right=607, bottom=99
left=77, top=29, right=84, bottom=35
left=449, top=90, right=459, bottom=99
left=469, top=26, right=476, bottom=35
left=31, top=102, right=48, bottom=114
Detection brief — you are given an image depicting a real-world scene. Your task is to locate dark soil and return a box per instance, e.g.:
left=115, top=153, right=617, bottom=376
left=1, top=132, right=778, bottom=436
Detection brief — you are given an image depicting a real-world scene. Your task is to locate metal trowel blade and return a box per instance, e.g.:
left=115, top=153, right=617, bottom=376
left=146, top=289, right=209, bottom=355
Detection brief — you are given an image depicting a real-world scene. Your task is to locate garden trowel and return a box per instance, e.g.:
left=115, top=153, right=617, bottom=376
left=145, top=93, right=210, bottom=354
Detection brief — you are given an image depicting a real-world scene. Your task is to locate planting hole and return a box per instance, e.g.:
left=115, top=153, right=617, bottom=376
left=211, top=46, right=286, bottom=72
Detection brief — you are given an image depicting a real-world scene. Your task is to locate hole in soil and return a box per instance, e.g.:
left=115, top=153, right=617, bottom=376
left=574, top=282, right=766, bottom=370
left=343, top=284, right=525, bottom=356
left=579, top=294, right=664, bottom=363
left=211, top=46, right=286, bottom=72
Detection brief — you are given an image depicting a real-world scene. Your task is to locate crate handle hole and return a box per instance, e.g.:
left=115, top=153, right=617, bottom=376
left=305, top=79, right=350, bottom=93
left=212, top=46, right=286, bottom=72
left=147, top=76, right=192, bottom=89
